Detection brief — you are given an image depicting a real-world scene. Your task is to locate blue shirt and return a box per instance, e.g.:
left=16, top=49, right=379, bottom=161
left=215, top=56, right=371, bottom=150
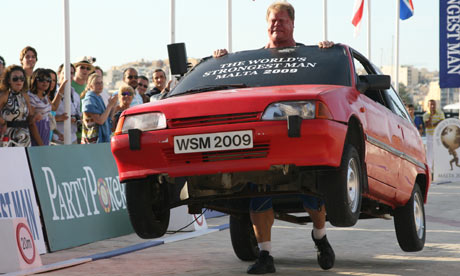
left=82, top=91, right=112, bottom=143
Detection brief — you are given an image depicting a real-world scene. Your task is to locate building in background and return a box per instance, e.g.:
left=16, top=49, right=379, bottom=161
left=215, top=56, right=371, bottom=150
left=381, top=65, right=419, bottom=88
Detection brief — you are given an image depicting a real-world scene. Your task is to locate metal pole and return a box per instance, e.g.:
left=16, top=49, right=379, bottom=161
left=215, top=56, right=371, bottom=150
left=323, top=0, right=328, bottom=41
left=227, top=0, right=233, bottom=53
left=170, top=0, right=176, bottom=81
left=63, top=0, right=71, bottom=144
left=394, top=0, right=400, bottom=93
left=170, top=0, right=176, bottom=44
left=367, top=0, right=371, bottom=61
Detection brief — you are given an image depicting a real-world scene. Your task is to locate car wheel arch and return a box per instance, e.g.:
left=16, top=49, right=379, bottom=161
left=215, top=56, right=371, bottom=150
left=345, top=116, right=368, bottom=192
left=415, top=174, right=429, bottom=203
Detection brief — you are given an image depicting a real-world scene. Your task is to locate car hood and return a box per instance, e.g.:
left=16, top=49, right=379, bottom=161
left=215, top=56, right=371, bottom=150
left=125, top=84, right=350, bottom=119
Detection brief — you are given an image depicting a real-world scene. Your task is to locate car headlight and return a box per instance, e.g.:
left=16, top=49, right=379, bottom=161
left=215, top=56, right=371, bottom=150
left=120, top=112, right=167, bottom=134
left=261, top=101, right=316, bottom=120
left=261, top=101, right=332, bottom=121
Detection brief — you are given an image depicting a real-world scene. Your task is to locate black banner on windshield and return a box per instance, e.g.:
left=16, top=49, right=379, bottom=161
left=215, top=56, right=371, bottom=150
left=170, top=45, right=351, bottom=96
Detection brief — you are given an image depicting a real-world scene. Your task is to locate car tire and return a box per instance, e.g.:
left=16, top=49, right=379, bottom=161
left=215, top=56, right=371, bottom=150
left=394, top=183, right=426, bottom=252
left=323, top=144, right=362, bottom=227
left=125, top=179, right=170, bottom=239
left=229, top=214, right=259, bottom=261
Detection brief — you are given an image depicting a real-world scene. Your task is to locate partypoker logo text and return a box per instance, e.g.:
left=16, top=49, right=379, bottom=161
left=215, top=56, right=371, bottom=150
left=41, top=166, right=126, bottom=221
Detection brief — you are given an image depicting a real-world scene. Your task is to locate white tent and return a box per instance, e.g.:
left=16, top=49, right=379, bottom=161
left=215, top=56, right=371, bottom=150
left=443, top=102, right=460, bottom=110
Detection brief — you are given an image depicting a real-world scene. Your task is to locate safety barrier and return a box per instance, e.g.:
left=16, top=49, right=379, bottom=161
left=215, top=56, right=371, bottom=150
left=1, top=143, right=222, bottom=258
left=1, top=144, right=133, bottom=253
left=0, top=147, right=47, bottom=254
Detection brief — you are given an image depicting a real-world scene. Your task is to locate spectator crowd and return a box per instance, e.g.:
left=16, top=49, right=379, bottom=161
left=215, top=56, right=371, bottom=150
left=0, top=46, right=171, bottom=147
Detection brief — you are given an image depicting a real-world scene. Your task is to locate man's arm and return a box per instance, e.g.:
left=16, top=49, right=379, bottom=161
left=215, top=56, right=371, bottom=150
left=213, top=40, right=334, bottom=58
left=423, top=113, right=432, bottom=127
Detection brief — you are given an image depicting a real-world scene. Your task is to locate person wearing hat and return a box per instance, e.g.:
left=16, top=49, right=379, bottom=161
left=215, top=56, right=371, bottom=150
left=72, top=58, right=94, bottom=96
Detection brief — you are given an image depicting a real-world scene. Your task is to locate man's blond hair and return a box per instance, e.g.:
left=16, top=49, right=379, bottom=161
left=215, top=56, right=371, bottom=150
left=266, top=1, right=295, bottom=22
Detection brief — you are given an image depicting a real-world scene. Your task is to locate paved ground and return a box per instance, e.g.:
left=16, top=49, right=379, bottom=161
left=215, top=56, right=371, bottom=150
left=24, top=182, right=460, bottom=275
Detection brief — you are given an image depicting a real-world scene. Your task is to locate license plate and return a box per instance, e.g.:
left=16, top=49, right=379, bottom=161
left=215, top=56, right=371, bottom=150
left=174, top=130, right=253, bottom=154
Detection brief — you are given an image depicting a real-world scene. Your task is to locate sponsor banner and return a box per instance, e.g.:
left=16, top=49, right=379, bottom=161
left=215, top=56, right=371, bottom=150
left=440, top=0, right=460, bottom=88
left=0, top=147, right=47, bottom=254
left=434, top=118, right=460, bottom=182
left=0, top=218, right=42, bottom=273
left=27, top=143, right=133, bottom=252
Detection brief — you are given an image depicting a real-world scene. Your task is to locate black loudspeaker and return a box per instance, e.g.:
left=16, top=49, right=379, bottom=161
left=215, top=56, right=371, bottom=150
left=168, top=43, right=188, bottom=75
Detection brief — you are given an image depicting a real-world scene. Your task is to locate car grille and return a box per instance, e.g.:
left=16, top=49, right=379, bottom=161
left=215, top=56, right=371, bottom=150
left=163, top=143, right=269, bottom=164
left=168, top=112, right=260, bottom=128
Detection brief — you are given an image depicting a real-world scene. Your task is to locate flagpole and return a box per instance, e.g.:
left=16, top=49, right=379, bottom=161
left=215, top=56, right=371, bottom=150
left=323, top=0, right=328, bottom=40
left=367, top=0, right=371, bottom=61
left=227, top=0, right=232, bottom=53
left=394, top=0, right=400, bottom=93
left=170, top=0, right=175, bottom=44
left=170, top=0, right=175, bottom=81
left=63, top=0, right=71, bottom=145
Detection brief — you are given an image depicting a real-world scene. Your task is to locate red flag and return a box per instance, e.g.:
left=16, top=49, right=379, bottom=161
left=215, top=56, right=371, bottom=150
left=352, top=0, right=364, bottom=36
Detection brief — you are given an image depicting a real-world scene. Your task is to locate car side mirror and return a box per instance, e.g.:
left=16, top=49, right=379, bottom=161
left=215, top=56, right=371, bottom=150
left=357, top=74, right=391, bottom=93
left=168, top=43, right=188, bottom=76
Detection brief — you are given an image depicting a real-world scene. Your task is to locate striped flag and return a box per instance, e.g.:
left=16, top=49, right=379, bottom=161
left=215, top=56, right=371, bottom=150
left=351, top=0, right=364, bottom=36
left=400, top=0, right=414, bottom=20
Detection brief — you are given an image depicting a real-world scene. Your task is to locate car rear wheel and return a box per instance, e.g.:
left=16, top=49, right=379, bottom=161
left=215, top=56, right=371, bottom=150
left=323, top=144, right=362, bottom=227
left=394, top=183, right=426, bottom=252
left=229, top=214, right=259, bottom=261
left=125, top=179, right=170, bottom=239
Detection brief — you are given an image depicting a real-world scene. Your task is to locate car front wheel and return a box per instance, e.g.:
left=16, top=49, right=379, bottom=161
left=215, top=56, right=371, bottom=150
left=322, top=144, right=362, bottom=227
left=394, top=183, right=426, bottom=252
left=125, top=179, right=170, bottom=239
left=229, top=214, right=259, bottom=261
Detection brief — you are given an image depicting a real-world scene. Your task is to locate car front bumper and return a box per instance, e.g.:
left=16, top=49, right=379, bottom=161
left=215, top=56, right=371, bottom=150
left=111, top=119, right=347, bottom=182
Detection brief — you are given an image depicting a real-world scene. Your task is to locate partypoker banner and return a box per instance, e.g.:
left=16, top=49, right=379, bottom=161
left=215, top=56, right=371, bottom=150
left=27, top=143, right=133, bottom=252
left=440, top=0, right=460, bottom=88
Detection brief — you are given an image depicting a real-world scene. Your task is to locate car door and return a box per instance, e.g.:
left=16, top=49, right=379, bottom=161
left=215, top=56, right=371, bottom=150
left=381, top=87, right=419, bottom=203
left=352, top=51, right=400, bottom=202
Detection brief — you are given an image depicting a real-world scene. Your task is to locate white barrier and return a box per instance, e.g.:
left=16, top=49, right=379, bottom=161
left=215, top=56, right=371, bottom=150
left=0, top=147, right=47, bottom=254
left=0, top=218, right=42, bottom=273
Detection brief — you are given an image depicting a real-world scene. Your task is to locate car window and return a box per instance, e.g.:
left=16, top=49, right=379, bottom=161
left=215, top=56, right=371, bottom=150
left=169, top=45, right=351, bottom=97
left=382, top=88, right=411, bottom=121
left=352, top=50, right=412, bottom=123
left=352, top=53, right=387, bottom=106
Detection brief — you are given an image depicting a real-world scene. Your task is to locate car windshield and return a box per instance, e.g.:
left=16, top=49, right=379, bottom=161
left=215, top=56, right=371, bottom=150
left=168, top=45, right=351, bottom=97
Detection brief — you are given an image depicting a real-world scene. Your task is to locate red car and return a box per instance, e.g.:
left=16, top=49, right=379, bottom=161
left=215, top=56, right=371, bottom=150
left=111, top=44, right=429, bottom=260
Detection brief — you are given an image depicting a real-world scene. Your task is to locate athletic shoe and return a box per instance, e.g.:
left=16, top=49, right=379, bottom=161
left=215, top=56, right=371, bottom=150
left=311, top=231, right=335, bottom=270
left=247, top=250, right=276, bottom=274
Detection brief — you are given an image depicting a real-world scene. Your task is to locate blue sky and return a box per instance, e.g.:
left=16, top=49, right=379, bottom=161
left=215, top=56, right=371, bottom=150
left=0, top=0, right=437, bottom=72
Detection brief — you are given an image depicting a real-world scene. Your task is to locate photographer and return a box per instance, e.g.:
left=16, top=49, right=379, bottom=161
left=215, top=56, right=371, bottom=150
left=53, top=64, right=81, bottom=144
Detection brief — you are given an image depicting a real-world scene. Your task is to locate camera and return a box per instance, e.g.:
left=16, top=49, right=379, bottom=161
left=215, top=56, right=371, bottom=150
left=72, top=114, right=82, bottom=132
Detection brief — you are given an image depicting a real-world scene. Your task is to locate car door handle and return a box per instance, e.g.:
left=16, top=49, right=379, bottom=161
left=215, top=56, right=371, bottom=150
left=398, top=125, right=405, bottom=139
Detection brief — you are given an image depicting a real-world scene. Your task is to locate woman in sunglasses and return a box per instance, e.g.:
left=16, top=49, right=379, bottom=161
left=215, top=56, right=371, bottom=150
left=28, top=68, right=65, bottom=146
left=80, top=74, right=117, bottom=143
left=0, top=65, right=41, bottom=147
left=111, top=85, right=134, bottom=132
left=46, top=69, right=61, bottom=143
